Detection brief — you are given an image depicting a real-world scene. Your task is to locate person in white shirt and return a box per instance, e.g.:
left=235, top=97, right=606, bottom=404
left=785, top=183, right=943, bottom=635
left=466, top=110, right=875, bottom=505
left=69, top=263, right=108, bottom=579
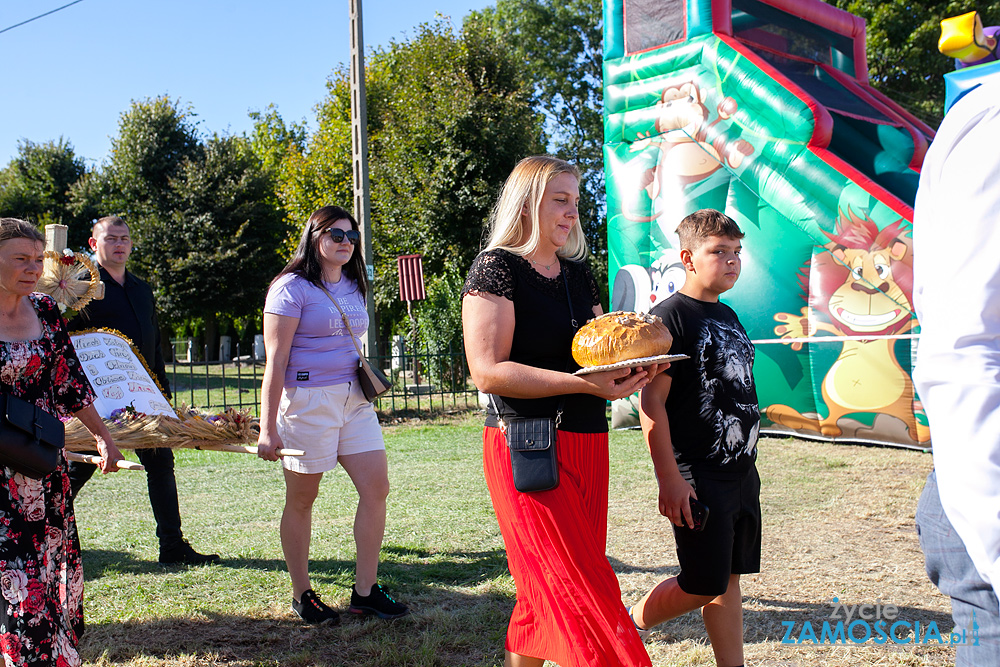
left=913, top=75, right=1000, bottom=665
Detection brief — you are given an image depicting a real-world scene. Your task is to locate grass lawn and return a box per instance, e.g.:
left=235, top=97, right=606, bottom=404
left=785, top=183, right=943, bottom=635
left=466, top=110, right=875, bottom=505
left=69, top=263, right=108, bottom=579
left=74, top=412, right=952, bottom=666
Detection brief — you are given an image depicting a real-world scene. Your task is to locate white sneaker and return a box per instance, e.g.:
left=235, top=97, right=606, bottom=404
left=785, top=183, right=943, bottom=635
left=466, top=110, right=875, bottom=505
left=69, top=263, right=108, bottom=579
left=627, top=606, right=652, bottom=641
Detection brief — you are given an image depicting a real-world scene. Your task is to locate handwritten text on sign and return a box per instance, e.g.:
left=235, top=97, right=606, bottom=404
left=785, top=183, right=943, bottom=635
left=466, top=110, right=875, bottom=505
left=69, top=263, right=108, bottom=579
left=70, top=330, right=174, bottom=418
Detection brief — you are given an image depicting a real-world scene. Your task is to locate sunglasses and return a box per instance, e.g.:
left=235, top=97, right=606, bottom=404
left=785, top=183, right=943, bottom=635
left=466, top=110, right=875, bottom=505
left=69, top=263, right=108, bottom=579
left=326, top=228, right=361, bottom=245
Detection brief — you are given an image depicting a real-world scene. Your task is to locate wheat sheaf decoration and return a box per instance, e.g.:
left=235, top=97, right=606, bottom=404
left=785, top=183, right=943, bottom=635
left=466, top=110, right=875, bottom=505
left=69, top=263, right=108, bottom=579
left=37, top=249, right=102, bottom=313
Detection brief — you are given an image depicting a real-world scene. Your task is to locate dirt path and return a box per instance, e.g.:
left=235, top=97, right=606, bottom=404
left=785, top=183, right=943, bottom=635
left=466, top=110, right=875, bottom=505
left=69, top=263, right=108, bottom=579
left=608, top=436, right=955, bottom=666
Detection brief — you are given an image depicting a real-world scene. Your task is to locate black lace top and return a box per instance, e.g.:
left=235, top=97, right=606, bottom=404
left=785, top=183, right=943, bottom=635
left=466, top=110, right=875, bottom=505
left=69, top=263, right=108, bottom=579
left=462, top=248, right=608, bottom=433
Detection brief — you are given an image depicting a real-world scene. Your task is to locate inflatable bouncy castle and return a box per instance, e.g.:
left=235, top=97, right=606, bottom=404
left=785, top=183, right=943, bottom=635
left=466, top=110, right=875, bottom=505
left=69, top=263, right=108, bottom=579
left=938, top=10, right=1000, bottom=110
left=603, top=0, right=938, bottom=446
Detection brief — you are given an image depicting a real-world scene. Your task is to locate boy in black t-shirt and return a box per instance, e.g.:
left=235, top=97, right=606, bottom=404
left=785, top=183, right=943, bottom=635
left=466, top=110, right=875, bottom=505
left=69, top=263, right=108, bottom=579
left=628, top=209, right=760, bottom=667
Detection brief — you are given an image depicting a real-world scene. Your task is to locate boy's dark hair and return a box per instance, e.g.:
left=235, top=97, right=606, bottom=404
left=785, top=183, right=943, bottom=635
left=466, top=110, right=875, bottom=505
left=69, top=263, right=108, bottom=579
left=677, top=209, right=744, bottom=252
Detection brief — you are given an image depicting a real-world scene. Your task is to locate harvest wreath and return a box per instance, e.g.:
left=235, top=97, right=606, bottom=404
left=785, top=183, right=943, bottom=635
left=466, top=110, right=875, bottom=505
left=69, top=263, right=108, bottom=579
left=32, top=229, right=296, bottom=463
left=63, top=404, right=264, bottom=454
left=36, top=248, right=102, bottom=314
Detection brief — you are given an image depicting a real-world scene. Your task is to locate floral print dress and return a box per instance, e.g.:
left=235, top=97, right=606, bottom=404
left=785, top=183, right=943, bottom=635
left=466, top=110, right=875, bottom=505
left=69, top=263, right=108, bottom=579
left=1, top=294, right=96, bottom=667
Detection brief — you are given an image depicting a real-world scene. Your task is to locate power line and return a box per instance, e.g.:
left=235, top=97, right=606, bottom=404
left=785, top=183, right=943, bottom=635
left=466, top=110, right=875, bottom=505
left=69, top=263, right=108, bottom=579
left=0, top=0, right=86, bottom=36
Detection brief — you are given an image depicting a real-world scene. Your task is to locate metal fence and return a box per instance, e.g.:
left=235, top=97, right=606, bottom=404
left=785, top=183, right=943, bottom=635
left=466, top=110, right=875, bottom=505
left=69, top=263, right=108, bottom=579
left=166, top=340, right=481, bottom=417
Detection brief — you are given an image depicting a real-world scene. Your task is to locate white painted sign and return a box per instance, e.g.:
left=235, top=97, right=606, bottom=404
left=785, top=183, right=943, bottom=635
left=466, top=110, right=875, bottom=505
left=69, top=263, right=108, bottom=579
left=70, top=329, right=174, bottom=418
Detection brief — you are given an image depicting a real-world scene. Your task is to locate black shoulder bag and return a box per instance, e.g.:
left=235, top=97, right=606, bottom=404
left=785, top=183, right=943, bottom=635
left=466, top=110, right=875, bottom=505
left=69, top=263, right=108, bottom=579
left=0, top=394, right=66, bottom=479
left=492, top=263, right=578, bottom=493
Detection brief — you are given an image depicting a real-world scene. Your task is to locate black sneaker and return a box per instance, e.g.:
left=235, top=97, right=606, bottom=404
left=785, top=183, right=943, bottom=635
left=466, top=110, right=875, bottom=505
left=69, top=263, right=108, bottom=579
left=158, top=540, right=221, bottom=565
left=347, top=584, right=409, bottom=619
left=292, top=589, right=341, bottom=625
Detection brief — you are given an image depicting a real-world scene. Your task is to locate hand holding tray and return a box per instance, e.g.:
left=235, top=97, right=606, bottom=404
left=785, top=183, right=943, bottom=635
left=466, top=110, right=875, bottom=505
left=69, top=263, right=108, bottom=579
left=573, top=353, right=689, bottom=375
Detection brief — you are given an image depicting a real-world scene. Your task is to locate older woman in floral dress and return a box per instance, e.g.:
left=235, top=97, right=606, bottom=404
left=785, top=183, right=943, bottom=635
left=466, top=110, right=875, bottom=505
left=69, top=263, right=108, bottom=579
left=0, top=218, right=123, bottom=666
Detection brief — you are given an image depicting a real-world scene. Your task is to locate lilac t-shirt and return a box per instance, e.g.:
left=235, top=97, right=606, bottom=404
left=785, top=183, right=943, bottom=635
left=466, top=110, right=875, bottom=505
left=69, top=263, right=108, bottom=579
left=264, top=273, right=368, bottom=387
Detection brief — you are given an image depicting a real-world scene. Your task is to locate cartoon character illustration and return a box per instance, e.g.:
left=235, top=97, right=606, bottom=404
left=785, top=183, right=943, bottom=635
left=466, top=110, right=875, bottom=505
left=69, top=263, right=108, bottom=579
left=611, top=248, right=685, bottom=313
left=627, top=81, right=755, bottom=223
left=939, top=11, right=999, bottom=66
left=609, top=248, right=686, bottom=428
left=767, top=208, right=928, bottom=443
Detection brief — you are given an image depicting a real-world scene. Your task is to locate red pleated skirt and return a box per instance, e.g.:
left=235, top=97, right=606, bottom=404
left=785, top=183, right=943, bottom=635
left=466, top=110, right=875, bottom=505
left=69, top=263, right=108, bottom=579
left=483, top=426, right=652, bottom=667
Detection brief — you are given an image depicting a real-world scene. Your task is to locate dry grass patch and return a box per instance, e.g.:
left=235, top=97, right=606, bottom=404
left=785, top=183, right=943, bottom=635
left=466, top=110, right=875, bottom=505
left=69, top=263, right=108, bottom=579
left=610, top=433, right=952, bottom=667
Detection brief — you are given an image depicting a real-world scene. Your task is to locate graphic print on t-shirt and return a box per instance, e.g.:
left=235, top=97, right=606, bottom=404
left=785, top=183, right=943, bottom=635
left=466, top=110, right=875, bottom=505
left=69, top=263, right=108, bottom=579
left=264, top=273, right=368, bottom=387
left=327, top=297, right=367, bottom=335
left=696, top=319, right=760, bottom=463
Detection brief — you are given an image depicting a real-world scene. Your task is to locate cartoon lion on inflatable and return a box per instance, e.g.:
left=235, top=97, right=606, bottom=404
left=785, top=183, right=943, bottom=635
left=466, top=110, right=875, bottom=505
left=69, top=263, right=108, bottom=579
left=767, top=208, right=929, bottom=444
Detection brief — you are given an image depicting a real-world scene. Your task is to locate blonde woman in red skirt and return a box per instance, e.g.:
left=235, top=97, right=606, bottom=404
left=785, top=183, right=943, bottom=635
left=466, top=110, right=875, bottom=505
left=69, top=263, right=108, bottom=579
left=462, top=156, right=661, bottom=667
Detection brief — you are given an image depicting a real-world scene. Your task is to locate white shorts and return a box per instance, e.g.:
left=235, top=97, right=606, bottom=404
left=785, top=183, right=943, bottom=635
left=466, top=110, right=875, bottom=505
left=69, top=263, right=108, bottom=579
left=276, top=381, right=384, bottom=474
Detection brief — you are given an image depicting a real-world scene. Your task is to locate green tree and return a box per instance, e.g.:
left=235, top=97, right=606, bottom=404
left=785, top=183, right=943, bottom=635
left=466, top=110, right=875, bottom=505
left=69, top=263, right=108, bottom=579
left=143, top=134, right=289, bottom=355
left=826, top=1, right=1000, bottom=126
left=96, top=97, right=290, bottom=357
left=102, top=96, right=202, bottom=238
left=278, top=78, right=357, bottom=253
left=247, top=105, right=308, bottom=258
left=413, top=266, right=467, bottom=387
left=281, top=17, right=544, bottom=340
left=247, top=104, right=307, bottom=179
left=369, top=17, right=544, bottom=325
left=475, top=0, right=608, bottom=293
left=66, top=169, right=110, bottom=249
left=0, top=138, right=88, bottom=240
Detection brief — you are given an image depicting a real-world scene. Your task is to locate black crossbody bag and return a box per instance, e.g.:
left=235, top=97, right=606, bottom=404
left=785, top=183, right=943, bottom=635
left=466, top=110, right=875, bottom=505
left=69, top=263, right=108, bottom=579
left=0, top=394, right=66, bottom=479
left=492, top=264, right=579, bottom=493
left=491, top=394, right=566, bottom=493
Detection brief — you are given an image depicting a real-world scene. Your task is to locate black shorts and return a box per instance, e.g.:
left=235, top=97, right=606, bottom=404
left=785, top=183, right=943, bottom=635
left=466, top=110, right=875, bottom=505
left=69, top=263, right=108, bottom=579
left=674, top=464, right=762, bottom=596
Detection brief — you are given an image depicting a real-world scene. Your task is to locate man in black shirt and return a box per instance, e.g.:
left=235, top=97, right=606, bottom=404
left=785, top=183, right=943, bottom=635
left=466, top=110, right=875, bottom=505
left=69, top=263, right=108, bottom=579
left=68, top=216, right=219, bottom=565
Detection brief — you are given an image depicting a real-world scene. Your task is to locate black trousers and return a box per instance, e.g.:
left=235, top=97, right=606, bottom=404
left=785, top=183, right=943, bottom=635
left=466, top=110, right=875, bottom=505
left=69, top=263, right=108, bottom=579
left=68, top=447, right=184, bottom=547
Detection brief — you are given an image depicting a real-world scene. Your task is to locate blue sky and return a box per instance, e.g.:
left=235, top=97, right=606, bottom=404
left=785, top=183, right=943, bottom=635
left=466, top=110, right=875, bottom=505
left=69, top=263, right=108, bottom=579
left=0, top=0, right=494, bottom=167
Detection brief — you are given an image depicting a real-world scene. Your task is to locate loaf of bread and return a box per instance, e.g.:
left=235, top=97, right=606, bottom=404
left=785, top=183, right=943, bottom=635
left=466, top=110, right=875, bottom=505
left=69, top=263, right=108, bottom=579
left=571, top=311, right=673, bottom=368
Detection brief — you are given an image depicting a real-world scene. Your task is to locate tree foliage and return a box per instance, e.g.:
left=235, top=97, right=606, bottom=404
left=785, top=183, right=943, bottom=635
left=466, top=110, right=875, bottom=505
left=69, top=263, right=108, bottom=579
left=0, top=138, right=90, bottom=242
left=278, top=79, right=356, bottom=251
left=475, top=0, right=608, bottom=292
left=95, top=98, right=289, bottom=354
left=413, top=265, right=467, bottom=386
left=147, top=135, right=288, bottom=325
left=370, top=17, right=544, bottom=326
left=102, top=97, right=202, bottom=230
left=280, top=17, right=544, bottom=338
left=247, top=105, right=307, bottom=179
left=827, top=1, right=1000, bottom=127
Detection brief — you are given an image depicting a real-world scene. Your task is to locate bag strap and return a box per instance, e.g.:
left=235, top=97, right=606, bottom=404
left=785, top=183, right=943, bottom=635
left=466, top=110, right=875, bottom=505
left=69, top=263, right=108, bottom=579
left=492, top=262, right=577, bottom=430
left=318, top=284, right=366, bottom=364
left=562, top=261, right=577, bottom=330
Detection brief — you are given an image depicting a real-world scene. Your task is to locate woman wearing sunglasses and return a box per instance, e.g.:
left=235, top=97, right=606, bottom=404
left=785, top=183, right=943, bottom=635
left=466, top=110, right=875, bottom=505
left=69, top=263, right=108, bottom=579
left=258, top=206, right=407, bottom=625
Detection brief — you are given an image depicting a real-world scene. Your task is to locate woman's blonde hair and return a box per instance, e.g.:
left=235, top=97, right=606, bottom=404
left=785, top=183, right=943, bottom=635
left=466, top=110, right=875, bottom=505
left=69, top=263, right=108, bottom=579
left=484, top=155, right=588, bottom=262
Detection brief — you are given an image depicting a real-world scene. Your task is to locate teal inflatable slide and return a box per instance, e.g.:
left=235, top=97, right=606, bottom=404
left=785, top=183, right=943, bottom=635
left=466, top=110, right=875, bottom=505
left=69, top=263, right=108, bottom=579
left=603, top=0, right=936, bottom=446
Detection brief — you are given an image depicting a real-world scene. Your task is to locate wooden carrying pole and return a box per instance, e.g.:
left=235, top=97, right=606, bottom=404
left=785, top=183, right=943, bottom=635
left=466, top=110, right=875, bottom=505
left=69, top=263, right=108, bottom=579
left=194, top=444, right=304, bottom=456
left=65, top=451, right=145, bottom=471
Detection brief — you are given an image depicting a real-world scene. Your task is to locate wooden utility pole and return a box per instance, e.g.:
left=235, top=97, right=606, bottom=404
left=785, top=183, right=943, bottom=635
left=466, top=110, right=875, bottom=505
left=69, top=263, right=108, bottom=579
left=349, top=0, right=377, bottom=357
